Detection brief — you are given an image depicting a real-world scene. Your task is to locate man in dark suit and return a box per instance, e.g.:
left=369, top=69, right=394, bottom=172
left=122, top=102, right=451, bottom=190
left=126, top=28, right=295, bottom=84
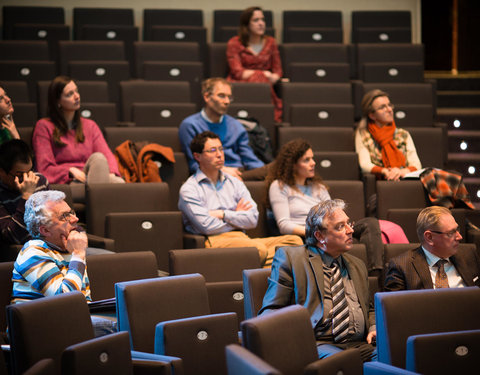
left=259, top=199, right=376, bottom=362
left=384, top=206, right=480, bottom=291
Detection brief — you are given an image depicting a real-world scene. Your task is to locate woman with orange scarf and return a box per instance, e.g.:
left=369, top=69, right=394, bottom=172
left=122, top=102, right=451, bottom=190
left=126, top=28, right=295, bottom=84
left=355, top=89, right=422, bottom=180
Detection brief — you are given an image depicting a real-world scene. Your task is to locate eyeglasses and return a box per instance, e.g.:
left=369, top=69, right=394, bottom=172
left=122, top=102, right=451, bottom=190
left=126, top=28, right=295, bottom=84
left=215, top=93, right=233, bottom=101
left=58, top=209, right=77, bottom=222
left=430, top=227, right=459, bottom=238
left=373, top=103, right=395, bottom=112
left=203, top=146, right=224, bottom=154
left=320, top=221, right=355, bottom=233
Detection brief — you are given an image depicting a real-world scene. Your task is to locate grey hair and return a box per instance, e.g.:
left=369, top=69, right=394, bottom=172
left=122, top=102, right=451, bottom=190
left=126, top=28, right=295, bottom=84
left=24, top=190, right=66, bottom=238
left=305, top=199, right=346, bottom=246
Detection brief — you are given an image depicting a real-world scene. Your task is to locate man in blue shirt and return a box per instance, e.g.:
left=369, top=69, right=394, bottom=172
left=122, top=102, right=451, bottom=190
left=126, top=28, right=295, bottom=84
left=178, top=131, right=302, bottom=267
left=179, top=78, right=266, bottom=180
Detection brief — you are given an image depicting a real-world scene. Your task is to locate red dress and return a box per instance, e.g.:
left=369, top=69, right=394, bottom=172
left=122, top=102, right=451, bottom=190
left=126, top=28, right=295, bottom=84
left=226, top=35, right=283, bottom=123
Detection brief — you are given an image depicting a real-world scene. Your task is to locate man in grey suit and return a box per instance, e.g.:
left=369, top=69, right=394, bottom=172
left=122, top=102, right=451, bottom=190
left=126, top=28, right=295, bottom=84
left=384, top=206, right=480, bottom=291
left=259, top=199, right=376, bottom=362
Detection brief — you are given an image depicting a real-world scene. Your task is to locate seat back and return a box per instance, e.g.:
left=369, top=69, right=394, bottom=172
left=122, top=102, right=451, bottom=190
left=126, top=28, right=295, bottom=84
left=0, top=262, right=14, bottom=334
left=115, top=273, right=210, bottom=353
left=207, top=42, right=228, bottom=77
left=278, top=127, right=355, bottom=152
left=169, top=247, right=260, bottom=282
left=244, top=180, right=270, bottom=238
left=405, top=329, right=480, bottom=374
left=143, top=9, right=204, bottom=40
left=73, top=7, right=134, bottom=39
left=226, top=344, right=281, bottom=375
left=169, top=247, right=260, bottom=323
left=376, top=180, right=427, bottom=219
left=326, top=180, right=366, bottom=221
left=7, top=292, right=94, bottom=375
left=375, top=287, right=480, bottom=368
left=314, top=152, right=361, bottom=180
left=86, top=251, right=158, bottom=301
left=106, top=211, right=184, bottom=271
left=85, top=182, right=170, bottom=236
left=242, top=268, right=271, bottom=320
left=351, top=11, right=412, bottom=43
left=241, top=305, right=318, bottom=375
left=119, top=80, right=190, bottom=121
left=156, top=313, right=238, bottom=375
left=62, top=331, right=134, bottom=375
left=282, top=11, right=343, bottom=43
left=3, top=6, right=65, bottom=39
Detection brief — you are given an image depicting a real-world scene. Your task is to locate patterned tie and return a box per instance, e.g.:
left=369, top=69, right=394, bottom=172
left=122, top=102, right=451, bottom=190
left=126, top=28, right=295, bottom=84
left=331, top=260, right=349, bottom=343
left=435, top=259, right=449, bottom=289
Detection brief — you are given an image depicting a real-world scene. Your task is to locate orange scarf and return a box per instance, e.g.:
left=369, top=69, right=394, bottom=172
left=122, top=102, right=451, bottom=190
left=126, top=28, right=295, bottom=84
left=367, top=121, right=406, bottom=168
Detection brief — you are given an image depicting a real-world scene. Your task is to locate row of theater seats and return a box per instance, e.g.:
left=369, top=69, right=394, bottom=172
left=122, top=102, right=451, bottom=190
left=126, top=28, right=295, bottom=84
left=2, top=248, right=479, bottom=374
left=0, top=39, right=425, bottom=103
left=3, top=6, right=413, bottom=44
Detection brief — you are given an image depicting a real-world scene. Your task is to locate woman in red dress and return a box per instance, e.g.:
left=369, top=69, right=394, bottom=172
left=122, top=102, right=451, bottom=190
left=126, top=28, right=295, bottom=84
left=226, top=6, right=283, bottom=123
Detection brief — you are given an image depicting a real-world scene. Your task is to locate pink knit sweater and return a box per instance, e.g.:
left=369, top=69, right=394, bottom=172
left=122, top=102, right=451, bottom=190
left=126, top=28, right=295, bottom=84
left=33, top=118, right=120, bottom=184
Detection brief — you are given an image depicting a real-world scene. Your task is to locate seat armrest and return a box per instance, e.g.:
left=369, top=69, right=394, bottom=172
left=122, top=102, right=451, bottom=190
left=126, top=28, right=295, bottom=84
left=131, top=351, right=183, bottom=375
left=87, top=234, right=115, bottom=251
left=363, top=362, right=419, bottom=374
left=182, top=233, right=205, bottom=249
left=225, top=344, right=281, bottom=375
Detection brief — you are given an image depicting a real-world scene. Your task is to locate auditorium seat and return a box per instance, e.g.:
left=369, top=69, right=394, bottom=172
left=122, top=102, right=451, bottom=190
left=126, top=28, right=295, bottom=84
left=282, top=10, right=343, bottom=43
left=281, top=82, right=354, bottom=126
left=351, top=11, right=412, bottom=43
left=119, top=80, right=191, bottom=122
left=280, top=43, right=352, bottom=83
left=0, top=81, right=37, bottom=127
left=58, top=41, right=130, bottom=103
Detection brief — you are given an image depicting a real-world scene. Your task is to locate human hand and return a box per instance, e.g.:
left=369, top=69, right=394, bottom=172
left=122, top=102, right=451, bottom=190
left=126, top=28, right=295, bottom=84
left=235, top=198, right=252, bottom=212
left=367, top=330, right=376, bottom=345
left=221, top=166, right=243, bottom=180
left=209, top=210, right=224, bottom=219
left=382, top=167, right=402, bottom=181
left=2, top=115, right=19, bottom=139
left=63, top=229, right=87, bottom=259
left=69, top=167, right=86, bottom=183
left=263, top=71, right=280, bottom=84
left=16, top=171, right=40, bottom=200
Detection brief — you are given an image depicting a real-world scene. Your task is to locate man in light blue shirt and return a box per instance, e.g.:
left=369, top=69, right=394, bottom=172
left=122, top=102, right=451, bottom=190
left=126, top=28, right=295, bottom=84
left=178, top=131, right=302, bottom=267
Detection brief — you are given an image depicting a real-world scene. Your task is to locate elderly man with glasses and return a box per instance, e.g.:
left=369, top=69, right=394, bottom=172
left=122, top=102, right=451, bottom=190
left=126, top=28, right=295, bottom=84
left=384, top=206, right=480, bottom=291
left=11, top=190, right=116, bottom=336
left=259, top=199, right=377, bottom=362
left=178, top=131, right=302, bottom=268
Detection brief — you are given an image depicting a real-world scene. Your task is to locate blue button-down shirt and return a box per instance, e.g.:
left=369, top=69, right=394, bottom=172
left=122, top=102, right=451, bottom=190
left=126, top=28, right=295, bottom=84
left=178, top=169, right=259, bottom=235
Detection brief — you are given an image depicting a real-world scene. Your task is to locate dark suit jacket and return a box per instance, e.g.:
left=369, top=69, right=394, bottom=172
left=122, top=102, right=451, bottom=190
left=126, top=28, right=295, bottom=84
left=384, top=246, right=480, bottom=291
left=258, top=245, right=375, bottom=336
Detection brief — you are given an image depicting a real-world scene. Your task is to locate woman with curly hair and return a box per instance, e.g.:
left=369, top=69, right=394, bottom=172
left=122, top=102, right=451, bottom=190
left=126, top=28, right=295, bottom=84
left=266, top=138, right=408, bottom=273
left=226, top=6, right=283, bottom=123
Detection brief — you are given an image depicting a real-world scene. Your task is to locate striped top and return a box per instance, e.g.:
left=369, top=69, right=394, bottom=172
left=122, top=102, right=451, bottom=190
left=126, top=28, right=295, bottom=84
left=11, top=239, right=91, bottom=304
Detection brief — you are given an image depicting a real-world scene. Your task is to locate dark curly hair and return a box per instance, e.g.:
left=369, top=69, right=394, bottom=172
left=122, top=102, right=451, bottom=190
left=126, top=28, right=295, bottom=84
left=265, top=139, right=325, bottom=205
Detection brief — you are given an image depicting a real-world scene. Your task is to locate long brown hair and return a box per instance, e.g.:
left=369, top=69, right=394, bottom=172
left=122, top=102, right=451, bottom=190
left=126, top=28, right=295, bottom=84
left=47, top=76, right=84, bottom=147
left=265, top=139, right=324, bottom=204
left=238, top=6, right=264, bottom=46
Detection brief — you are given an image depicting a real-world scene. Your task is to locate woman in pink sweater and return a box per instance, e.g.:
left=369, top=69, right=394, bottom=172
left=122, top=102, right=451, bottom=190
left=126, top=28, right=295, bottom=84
left=33, top=76, right=123, bottom=185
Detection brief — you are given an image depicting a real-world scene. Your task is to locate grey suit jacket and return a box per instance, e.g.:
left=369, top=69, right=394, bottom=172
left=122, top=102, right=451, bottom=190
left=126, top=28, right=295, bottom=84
left=384, top=246, right=480, bottom=291
left=258, top=245, right=375, bottom=336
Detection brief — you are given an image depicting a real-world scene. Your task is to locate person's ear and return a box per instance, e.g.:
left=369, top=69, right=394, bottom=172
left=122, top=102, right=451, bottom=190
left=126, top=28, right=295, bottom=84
left=193, top=152, right=201, bottom=163
left=368, top=111, right=376, bottom=122
left=314, top=230, right=326, bottom=245
left=39, top=225, right=49, bottom=238
left=424, top=231, right=434, bottom=246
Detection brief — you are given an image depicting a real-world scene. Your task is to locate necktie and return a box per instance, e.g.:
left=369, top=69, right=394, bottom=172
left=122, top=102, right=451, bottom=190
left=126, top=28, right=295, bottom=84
left=435, top=259, right=449, bottom=289
left=331, top=260, right=349, bottom=343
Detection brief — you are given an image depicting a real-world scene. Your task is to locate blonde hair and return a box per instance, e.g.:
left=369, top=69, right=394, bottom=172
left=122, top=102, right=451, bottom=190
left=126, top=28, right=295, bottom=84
left=416, top=206, right=452, bottom=243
